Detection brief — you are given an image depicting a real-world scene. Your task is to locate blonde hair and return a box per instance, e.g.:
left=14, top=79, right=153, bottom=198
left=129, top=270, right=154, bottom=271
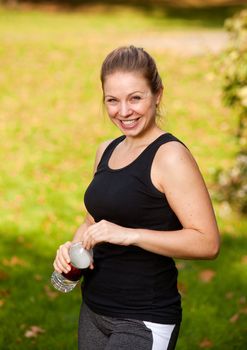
left=100, top=46, right=163, bottom=94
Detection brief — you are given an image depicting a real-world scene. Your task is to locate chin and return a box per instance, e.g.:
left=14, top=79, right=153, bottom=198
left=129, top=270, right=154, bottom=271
left=118, top=122, right=146, bottom=137
left=120, top=128, right=143, bottom=137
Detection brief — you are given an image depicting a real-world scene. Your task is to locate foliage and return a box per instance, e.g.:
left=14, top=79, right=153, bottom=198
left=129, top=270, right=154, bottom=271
left=214, top=152, right=247, bottom=213
left=222, top=9, right=247, bottom=141
left=215, top=9, right=247, bottom=214
left=0, top=6, right=246, bottom=350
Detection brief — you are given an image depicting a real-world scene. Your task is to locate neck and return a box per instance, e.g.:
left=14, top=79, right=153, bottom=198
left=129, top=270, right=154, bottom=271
left=123, top=126, right=166, bottom=149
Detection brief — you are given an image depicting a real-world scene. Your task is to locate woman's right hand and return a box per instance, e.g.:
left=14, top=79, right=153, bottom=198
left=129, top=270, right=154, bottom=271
left=53, top=241, right=72, bottom=274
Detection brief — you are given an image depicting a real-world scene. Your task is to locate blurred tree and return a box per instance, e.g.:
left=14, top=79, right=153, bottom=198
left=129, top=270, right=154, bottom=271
left=1, top=0, right=246, bottom=29
left=215, top=9, right=247, bottom=214
left=1, top=0, right=247, bottom=8
left=223, top=9, right=247, bottom=141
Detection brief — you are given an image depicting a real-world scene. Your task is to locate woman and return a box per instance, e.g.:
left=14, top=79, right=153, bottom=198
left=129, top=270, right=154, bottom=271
left=53, top=46, right=220, bottom=350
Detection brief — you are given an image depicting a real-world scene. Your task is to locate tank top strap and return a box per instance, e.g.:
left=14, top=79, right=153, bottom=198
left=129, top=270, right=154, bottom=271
left=131, top=132, right=188, bottom=172
left=96, top=132, right=188, bottom=173
left=147, top=132, right=188, bottom=154
left=96, top=135, right=125, bottom=172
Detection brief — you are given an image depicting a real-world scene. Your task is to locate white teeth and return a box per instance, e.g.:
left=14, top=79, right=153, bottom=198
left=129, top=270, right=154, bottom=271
left=121, top=119, right=137, bottom=125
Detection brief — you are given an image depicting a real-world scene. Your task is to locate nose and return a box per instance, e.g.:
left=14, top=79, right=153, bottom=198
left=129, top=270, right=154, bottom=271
left=119, top=101, right=132, bottom=118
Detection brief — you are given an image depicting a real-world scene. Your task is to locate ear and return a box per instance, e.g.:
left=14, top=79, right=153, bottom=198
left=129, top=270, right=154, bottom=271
left=156, top=87, right=163, bottom=106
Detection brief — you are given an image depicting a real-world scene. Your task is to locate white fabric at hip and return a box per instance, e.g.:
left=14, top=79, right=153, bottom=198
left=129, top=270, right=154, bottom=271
left=143, top=321, right=175, bottom=350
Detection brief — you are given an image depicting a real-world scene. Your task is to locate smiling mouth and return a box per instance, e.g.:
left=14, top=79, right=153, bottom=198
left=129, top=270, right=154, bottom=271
left=120, top=118, right=140, bottom=127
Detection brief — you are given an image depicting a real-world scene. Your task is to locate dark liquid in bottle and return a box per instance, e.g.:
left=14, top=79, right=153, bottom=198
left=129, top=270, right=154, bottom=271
left=62, top=263, right=84, bottom=281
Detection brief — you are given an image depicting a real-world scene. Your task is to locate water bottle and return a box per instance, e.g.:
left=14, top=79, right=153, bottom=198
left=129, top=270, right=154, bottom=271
left=51, top=242, right=93, bottom=293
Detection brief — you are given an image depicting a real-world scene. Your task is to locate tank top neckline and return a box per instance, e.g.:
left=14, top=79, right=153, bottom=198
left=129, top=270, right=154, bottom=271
left=106, top=132, right=171, bottom=172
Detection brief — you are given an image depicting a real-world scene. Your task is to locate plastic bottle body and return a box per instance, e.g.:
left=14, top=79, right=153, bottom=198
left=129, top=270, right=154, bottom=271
left=51, top=242, right=93, bottom=293
left=51, top=270, right=80, bottom=293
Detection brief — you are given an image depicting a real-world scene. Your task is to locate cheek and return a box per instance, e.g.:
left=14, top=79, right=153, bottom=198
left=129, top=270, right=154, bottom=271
left=105, top=105, right=117, bottom=118
left=137, top=102, right=155, bottom=115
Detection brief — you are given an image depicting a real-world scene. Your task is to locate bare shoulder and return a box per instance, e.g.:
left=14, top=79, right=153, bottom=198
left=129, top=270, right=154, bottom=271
left=156, top=140, right=197, bottom=170
left=97, top=139, right=114, bottom=156
left=93, top=139, right=114, bottom=173
left=153, top=140, right=204, bottom=193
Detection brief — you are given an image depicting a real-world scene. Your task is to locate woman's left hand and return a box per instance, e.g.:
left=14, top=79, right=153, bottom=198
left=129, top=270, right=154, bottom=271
left=82, top=220, right=134, bottom=250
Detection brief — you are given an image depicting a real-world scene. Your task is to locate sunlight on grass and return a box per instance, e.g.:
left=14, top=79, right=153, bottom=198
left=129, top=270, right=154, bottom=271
left=0, top=5, right=246, bottom=350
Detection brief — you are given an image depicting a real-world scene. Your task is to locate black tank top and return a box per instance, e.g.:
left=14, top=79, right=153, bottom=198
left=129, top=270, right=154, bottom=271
left=83, top=132, right=187, bottom=324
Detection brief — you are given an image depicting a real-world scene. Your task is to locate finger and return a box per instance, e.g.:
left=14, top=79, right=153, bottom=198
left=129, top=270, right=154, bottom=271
left=86, top=231, right=105, bottom=249
left=85, top=237, right=95, bottom=250
left=56, top=258, right=70, bottom=274
left=53, top=261, right=62, bottom=274
left=54, top=259, right=65, bottom=274
left=56, top=250, right=69, bottom=269
left=82, top=229, right=92, bottom=249
left=85, top=224, right=105, bottom=249
left=84, top=241, right=90, bottom=251
left=61, top=241, right=71, bottom=263
left=58, top=243, right=71, bottom=265
left=56, top=251, right=71, bottom=272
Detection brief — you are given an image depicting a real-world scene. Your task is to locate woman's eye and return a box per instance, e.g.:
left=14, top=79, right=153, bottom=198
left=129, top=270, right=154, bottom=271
left=131, top=96, right=141, bottom=102
left=106, top=99, right=117, bottom=104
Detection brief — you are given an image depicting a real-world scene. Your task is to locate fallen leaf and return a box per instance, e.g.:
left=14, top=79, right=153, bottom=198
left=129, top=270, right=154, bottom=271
left=199, top=269, right=216, bottom=283
left=16, top=236, right=33, bottom=249
left=199, top=338, right=213, bottom=348
left=24, top=242, right=33, bottom=249
left=17, top=236, right=25, bottom=244
left=176, top=262, right=186, bottom=270
left=241, top=256, right=247, bottom=264
left=0, top=300, right=5, bottom=307
left=0, top=270, right=9, bottom=281
left=177, top=282, right=187, bottom=295
left=24, top=326, right=45, bottom=338
left=15, top=337, right=22, bottom=344
left=0, top=289, right=10, bottom=297
left=37, top=195, right=46, bottom=204
left=229, top=313, right=239, bottom=323
left=240, top=307, right=247, bottom=314
left=225, top=292, right=234, bottom=299
left=2, top=256, right=28, bottom=267
left=34, top=274, right=43, bottom=281
left=205, top=72, right=215, bottom=82
left=239, top=296, right=246, bottom=304
left=44, top=284, right=59, bottom=300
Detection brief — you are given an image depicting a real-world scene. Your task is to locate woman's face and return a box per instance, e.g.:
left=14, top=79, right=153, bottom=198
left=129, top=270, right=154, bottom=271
left=103, top=71, right=162, bottom=137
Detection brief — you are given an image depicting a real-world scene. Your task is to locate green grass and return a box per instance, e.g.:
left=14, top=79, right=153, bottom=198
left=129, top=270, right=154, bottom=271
left=0, top=5, right=247, bottom=350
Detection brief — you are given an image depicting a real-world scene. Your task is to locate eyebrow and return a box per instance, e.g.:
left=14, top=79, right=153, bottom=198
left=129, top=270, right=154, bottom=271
left=104, top=90, right=146, bottom=98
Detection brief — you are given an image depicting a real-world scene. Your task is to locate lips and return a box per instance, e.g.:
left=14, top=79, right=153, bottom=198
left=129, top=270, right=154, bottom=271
left=119, top=118, right=140, bottom=129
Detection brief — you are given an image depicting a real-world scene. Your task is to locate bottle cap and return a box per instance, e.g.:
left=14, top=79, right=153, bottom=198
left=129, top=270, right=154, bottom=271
left=69, top=242, right=93, bottom=269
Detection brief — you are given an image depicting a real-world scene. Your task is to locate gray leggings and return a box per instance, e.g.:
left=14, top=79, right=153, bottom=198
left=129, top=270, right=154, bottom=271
left=78, top=303, right=180, bottom=350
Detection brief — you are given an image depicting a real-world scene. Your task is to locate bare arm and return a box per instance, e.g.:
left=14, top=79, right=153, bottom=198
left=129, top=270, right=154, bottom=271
left=71, top=213, right=95, bottom=243
left=130, top=142, right=220, bottom=259
left=83, top=141, right=220, bottom=260
left=53, top=139, right=113, bottom=273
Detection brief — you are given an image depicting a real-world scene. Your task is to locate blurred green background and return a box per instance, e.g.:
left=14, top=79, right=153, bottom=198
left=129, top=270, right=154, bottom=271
left=0, top=1, right=247, bottom=349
